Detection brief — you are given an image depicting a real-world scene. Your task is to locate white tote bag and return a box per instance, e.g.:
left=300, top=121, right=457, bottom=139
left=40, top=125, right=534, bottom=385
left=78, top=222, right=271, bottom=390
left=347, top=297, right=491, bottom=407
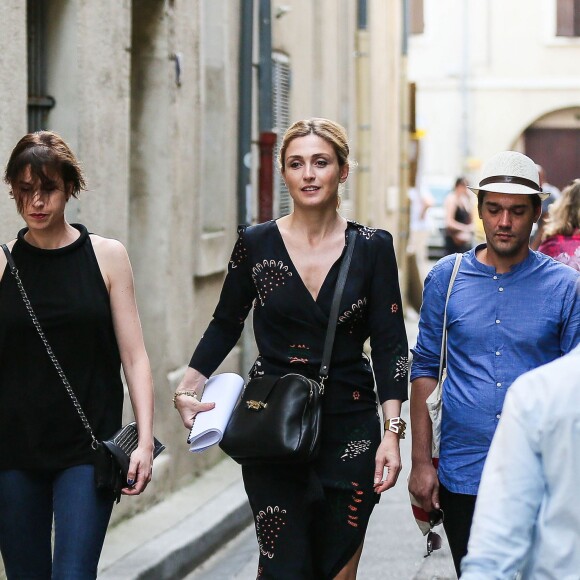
left=410, top=253, right=462, bottom=535
left=426, top=253, right=463, bottom=459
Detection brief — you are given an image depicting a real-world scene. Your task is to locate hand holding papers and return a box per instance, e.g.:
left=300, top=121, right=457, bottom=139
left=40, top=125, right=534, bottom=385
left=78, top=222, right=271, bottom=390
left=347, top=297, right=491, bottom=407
left=187, top=372, right=244, bottom=452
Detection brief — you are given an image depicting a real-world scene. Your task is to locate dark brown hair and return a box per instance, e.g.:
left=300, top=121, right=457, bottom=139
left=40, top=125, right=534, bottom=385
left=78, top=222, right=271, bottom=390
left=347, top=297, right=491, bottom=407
left=278, top=118, right=350, bottom=172
left=4, top=131, right=86, bottom=213
left=477, top=190, right=542, bottom=214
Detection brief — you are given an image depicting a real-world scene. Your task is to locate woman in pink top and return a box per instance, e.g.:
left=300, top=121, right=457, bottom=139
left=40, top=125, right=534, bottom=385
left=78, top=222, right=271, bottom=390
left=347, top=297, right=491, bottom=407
left=538, top=179, right=580, bottom=271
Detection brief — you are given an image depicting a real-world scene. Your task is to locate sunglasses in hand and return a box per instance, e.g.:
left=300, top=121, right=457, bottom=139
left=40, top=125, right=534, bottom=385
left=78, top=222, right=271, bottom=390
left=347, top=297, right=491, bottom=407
left=424, top=509, right=444, bottom=558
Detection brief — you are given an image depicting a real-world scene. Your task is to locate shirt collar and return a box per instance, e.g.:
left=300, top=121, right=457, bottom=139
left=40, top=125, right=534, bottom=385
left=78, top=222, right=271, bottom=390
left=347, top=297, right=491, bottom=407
left=469, top=243, right=535, bottom=276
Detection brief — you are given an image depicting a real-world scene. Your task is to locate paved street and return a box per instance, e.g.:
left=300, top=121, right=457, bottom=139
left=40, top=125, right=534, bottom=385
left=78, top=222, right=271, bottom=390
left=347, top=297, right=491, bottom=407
left=184, top=405, right=456, bottom=580
left=184, top=312, right=457, bottom=580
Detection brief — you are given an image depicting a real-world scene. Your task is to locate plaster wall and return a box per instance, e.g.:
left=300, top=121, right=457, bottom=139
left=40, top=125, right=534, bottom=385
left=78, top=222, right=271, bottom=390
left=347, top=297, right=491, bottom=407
left=0, top=1, right=28, bottom=238
left=408, top=0, right=580, bottom=184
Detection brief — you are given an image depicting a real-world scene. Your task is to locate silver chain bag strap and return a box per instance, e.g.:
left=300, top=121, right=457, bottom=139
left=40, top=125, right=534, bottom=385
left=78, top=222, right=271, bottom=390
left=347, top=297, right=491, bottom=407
left=2, top=243, right=165, bottom=501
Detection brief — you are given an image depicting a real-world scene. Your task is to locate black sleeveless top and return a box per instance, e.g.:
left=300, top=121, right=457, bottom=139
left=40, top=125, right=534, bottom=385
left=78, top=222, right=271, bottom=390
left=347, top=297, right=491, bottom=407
left=0, top=224, right=123, bottom=470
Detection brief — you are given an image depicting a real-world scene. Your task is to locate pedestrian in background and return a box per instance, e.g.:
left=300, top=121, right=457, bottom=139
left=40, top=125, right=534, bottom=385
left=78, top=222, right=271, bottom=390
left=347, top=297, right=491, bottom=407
left=0, top=131, right=155, bottom=579
left=530, top=164, right=561, bottom=250
left=408, top=183, right=435, bottom=279
left=461, top=344, right=580, bottom=579
left=408, top=151, right=580, bottom=576
left=538, top=178, right=580, bottom=271
left=174, top=118, right=409, bottom=579
left=443, top=177, right=474, bottom=255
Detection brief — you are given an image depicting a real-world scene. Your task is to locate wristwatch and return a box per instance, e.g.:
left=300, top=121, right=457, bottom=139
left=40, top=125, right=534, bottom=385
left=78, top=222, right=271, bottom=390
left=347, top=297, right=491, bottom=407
left=384, top=416, right=407, bottom=439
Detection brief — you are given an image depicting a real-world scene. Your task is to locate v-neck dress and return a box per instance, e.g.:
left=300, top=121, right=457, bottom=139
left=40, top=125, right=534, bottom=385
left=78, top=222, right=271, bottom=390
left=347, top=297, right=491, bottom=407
left=190, top=220, right=408, bottom=579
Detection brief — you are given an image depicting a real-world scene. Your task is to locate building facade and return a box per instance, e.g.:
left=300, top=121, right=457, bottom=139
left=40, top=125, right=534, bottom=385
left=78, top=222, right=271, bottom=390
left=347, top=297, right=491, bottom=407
left=408, top=0, right=580, bottom=193
left=0, top=3, right=406, bottom=571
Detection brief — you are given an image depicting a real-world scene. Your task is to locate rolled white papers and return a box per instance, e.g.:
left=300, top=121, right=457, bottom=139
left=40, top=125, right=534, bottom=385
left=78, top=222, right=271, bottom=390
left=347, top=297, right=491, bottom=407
left=187, top=372, right=245, bottom=452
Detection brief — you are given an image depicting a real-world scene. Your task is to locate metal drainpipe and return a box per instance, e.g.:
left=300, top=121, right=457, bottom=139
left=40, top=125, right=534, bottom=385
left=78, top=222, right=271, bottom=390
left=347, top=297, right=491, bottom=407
left=398, top=0, right=411, bottom=305
left=355, top=0, right=371, bottom=224
left=236, top=0, right=254, bottom=226
left=258, top=0, right=275, bottom=222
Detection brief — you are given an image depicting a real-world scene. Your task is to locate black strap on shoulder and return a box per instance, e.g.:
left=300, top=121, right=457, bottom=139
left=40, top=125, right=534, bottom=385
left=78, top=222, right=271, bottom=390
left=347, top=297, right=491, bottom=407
left=1, top=244, right=17, bottom=273
left=319, top=229, right=357, bottom=379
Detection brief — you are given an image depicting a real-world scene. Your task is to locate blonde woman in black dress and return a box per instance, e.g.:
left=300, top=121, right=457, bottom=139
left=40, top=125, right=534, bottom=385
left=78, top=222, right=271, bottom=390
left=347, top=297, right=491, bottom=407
left=175, top=118, right=408, bottom=579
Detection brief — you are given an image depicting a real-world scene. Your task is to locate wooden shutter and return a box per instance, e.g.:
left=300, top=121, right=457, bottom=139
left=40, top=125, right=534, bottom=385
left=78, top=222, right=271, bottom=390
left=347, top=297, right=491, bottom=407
left=556, top=0, right=580, bottom=36
left=27, top=0, right=55, bottom=131
left=409, top=0, right=425, bottom=35
left=272, top=52, right=292, bottom=217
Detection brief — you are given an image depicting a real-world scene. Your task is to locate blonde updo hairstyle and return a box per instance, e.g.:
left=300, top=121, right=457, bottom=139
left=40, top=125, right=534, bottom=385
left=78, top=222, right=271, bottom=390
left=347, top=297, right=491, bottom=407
left=542, top=178, right=580, bottom=240
left=278, top=118, right=350, bottom=173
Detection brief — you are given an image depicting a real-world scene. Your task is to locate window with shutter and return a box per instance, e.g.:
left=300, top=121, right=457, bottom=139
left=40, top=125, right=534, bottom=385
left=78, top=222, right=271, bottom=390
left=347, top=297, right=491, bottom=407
left=27, top=0, right=55, bottom=131
left=409, top=0, right=425, bottom=35
left=556, top=0, right=580, bottom=36
left=272, top=52, right=292, bottom=217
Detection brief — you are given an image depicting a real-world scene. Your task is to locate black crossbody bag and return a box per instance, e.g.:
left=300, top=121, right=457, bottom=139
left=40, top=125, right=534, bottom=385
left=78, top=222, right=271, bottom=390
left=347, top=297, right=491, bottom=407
left=219, top=230, right=357, bottom=465
left=2, top=244, right=165, bottom=502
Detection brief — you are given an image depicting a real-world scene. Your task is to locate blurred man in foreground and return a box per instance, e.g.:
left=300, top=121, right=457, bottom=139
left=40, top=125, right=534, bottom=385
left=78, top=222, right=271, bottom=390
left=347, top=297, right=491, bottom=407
left=462, top=344, right=580, bottom=579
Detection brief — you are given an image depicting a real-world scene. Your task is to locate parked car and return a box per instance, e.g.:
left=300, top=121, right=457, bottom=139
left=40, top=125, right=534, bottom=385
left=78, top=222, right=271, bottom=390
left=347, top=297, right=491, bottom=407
left=427, top=204, right=446, bottom=261
left=424, top=181, right=452, bottom=261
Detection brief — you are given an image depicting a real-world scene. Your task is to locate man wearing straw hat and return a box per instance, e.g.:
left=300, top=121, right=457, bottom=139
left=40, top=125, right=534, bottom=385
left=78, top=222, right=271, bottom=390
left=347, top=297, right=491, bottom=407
left=408, top=151, right=580, bottom=575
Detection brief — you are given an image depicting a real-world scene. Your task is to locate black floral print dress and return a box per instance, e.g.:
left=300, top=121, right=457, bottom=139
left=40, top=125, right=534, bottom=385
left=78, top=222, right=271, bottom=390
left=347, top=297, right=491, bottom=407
left=190, top=220, right=408, bottom=579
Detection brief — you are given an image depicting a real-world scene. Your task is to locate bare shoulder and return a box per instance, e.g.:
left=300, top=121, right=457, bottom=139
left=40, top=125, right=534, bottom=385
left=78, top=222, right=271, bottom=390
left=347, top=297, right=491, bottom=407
left=90, top=234, right=129, bottom=263
left=89, top=235, right=133, bottom=290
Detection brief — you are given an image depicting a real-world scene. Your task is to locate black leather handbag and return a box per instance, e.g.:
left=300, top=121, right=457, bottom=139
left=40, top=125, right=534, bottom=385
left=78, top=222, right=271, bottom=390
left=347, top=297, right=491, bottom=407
left=219, top=230, right=357, bottom=465
left=2, top=244, right=165, bottom=502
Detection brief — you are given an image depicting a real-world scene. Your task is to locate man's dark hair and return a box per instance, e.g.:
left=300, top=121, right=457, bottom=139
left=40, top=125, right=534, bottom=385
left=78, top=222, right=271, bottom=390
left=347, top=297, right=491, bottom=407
left=477, top=191, right=542, bottom=213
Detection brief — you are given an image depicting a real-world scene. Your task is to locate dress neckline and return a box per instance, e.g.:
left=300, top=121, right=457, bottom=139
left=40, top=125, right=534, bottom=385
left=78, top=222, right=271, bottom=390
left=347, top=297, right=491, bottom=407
left=271, top=219, right=353, bottom=304
left=16, top=224, right=88, bottom=256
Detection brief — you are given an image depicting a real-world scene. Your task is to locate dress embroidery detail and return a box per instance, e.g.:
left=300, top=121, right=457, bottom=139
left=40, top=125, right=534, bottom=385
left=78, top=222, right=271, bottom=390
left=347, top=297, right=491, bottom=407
left=252, top=260, right=293, bottom=305
left=229, top=234, right=248, bottom=269
left=288, top=344, right=311, bottom=364
left=347, top=482, right=364, bottom=526
left=394, top=355, right=409, bottom=381
left=339, top=298, right=367, bottom=333
left=256, top=505, right=287, bottom=559
left=350, top=221, right=377, bottom=240
left=340, top=440, right=371, bottom=461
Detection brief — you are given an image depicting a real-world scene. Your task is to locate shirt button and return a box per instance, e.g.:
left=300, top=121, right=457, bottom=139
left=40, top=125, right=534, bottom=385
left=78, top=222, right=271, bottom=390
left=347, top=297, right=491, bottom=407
left=499, top=287, right=504, bottom=292
left=493, top=276, right=498, bottom=280
left=496, top=382, right=502, bottom=387
left=496, top=414, right=501, bottom=420
left=495, top=319, right=501, bottom=324
left=495, top=351, right=501, bottom=356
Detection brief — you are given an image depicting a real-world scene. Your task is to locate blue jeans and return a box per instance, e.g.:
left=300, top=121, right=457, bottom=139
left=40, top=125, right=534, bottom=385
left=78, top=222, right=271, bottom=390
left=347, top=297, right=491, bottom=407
left=0, top=465, right=114, bottom=579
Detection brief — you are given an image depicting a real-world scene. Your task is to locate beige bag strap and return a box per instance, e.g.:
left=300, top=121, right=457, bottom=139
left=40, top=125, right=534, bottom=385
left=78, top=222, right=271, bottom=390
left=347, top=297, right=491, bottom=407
left=437, top=253, right=463, bottom=384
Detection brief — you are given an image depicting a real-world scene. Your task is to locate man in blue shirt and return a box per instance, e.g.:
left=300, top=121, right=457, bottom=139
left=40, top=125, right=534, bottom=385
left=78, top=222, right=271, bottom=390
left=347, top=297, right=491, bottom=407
left=408, top=151, right=580, bottom=575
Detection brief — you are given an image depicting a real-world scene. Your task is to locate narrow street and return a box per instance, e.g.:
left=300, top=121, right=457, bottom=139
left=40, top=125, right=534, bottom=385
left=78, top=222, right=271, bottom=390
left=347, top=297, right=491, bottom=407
left=184, top=311, right=456, bottom=580
left=184, top=404, right=456, bottom=580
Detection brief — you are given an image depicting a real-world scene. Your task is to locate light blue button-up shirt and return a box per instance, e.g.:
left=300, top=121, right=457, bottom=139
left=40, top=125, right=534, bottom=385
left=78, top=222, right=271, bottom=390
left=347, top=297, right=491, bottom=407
left=461, top=345, right=580, bottom=579
left=411, top=246, right=580, bottom=494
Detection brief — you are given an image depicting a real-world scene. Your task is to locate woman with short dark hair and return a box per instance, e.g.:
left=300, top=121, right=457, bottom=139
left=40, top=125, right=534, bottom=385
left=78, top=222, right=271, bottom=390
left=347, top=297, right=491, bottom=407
left=0, top=131, right=155, bottom=579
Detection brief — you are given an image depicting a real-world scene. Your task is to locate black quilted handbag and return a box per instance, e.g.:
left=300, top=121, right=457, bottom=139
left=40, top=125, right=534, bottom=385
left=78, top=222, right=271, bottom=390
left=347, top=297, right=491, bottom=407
left=220, top=230, right=357, bottom=465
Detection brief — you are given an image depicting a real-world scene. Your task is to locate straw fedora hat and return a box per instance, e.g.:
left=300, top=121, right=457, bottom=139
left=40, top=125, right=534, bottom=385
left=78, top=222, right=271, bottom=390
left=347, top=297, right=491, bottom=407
left=468, top=151, right=548, bottom=200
